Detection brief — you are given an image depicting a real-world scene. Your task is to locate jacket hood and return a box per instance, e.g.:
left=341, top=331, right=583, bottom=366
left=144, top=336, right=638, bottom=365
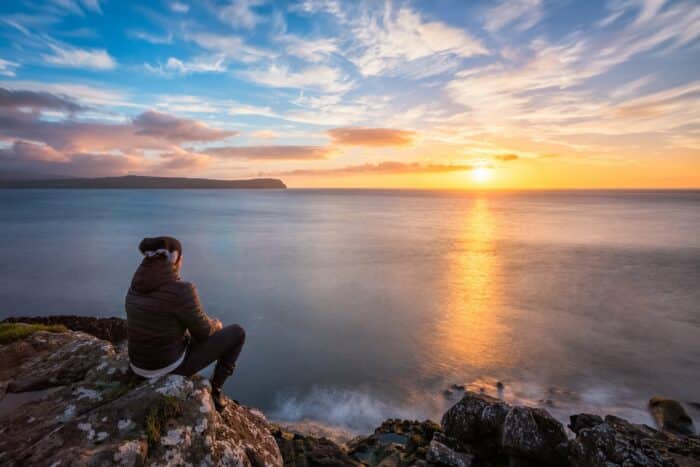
left=130, top=256, right=179, bottom=293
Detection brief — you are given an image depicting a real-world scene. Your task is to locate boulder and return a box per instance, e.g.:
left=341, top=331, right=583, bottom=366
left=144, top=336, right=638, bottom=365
left=501, top=406, right=569, bottom=466
left=568, top=414, right=700, bottom=467
left=569, top=413, right=603, bottom=433
left=649, top=397, right=696, bottom=436
left=0, top=329, right=282, bottom=467
left=441, top=391, right=511, bottom=459
left=441, top=391, right=569, bottom=466
left=426, top=433, right=475, bottom=466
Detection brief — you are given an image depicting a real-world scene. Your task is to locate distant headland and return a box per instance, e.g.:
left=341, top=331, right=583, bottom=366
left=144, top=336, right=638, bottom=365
left=0, top=175, right=286, bottom=189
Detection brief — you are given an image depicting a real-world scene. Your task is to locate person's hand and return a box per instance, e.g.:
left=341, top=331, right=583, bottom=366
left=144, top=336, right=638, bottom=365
left=212, top=319, right=223, bottom=332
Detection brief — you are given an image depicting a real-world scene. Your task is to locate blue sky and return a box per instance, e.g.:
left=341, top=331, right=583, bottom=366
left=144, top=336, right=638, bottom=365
left=0, top=0, right=698, bottom=187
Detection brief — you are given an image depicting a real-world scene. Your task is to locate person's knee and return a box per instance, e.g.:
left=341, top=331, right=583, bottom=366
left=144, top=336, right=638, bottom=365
left=232, top=324, right=245, bottom=343
left=224, top=323, right=245, bottom=344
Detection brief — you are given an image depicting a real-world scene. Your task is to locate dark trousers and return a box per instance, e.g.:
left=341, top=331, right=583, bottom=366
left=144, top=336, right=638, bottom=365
left=172, top=324, right=246, bottom=390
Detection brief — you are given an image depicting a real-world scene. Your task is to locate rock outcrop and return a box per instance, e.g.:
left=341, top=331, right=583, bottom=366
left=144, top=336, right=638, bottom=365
left=440, top=391, right=568, bottom=466
left=3, top=315, right=128, bottom=343
left=435, top=391, right=699, bottom=467
left=0, top=329, right=282, bottom=466
left=569, top=413, right=700, bottom=467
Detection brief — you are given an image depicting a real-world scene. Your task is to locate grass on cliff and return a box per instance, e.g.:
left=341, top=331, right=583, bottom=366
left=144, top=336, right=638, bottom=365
left=144, top=395, right=183, bottom=446
left=0, top=322, right=68, bottom=344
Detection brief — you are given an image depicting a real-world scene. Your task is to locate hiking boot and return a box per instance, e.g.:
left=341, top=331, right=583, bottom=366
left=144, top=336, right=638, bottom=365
left=211, top=388, right=226, bottom=412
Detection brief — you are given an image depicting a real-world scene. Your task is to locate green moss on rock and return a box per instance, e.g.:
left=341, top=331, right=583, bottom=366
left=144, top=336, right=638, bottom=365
left=144, top=395, right=183, bottom=446
left=103, top=371, right=144, bottom=400
left=0, top=322, right=68, bottom=344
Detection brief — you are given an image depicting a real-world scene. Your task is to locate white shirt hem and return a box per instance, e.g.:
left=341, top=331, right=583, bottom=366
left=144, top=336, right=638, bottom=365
left=130, top=349, right=187, bottom=379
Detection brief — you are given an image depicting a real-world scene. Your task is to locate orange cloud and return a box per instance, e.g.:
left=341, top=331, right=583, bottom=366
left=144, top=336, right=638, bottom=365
left=155, top=149, right=211, bottom=172
left=327, top=127, right=416, bottom=146
left=206, top=145, right=334, bottom=160
left=493, top=153, right=519, bottom=162
left=280, top=161, right=473, bottom=176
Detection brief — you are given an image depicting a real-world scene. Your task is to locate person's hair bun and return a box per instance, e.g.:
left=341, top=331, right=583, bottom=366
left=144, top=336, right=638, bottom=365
left=138, top=236, right=182, bottom=262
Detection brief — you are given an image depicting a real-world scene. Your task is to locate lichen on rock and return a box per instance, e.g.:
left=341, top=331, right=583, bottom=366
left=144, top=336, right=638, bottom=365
left=0, top=329, right=282, bottom=467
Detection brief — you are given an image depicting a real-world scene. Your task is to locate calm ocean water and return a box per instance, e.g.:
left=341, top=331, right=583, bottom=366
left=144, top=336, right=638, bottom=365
left=1, top=189, right=698, bottom=431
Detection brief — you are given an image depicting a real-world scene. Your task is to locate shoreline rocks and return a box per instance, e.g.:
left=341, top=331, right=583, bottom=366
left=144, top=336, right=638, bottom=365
left=1, top=318, right=698, bottom=466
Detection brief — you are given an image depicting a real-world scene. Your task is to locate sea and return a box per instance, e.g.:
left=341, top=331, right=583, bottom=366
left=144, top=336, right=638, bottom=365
left=1, top=189, right=698, bottom=433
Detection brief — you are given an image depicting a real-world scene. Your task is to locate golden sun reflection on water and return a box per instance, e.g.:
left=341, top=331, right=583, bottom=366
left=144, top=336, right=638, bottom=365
left=429, top=198, right=514, bottom=375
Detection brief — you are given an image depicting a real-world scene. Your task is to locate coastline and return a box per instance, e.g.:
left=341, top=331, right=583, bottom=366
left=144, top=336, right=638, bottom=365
left=1, top=315, right=698, bottom=466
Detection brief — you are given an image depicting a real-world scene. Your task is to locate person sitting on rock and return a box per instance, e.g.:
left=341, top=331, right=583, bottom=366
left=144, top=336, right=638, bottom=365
left=125, top=236, right=245, bottom=411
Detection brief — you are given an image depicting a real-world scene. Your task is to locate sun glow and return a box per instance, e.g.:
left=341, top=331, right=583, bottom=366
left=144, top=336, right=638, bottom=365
left=471, top=167, right=491, bottom=183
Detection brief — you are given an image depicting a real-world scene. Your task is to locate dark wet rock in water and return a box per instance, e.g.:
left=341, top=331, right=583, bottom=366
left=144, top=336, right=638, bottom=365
left=0, top=328, right=282, bottom=466
left=441, top=391, right=569, bottom=466
left=426, top=434, right=475, bottom=466
left=3, top=315, right=128, bottom=343
left=569, top=413, right=604, bottom=433
left=442, top=391, right=510, bottom=457
left=568, top=413, right=700, bottom=467
left=649, top=396, right=697, bottom=436
left=272, top=426, right=360, bottom=467
left=501, top=406, right=569, bottom=466
left=346, top=418, right=442, bottom=466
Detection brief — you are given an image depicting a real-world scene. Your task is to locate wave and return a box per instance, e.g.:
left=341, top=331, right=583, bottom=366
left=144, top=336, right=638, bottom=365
left=269, top=385, right=447, bottom=434
left=268, top=379, right=658, bottom=436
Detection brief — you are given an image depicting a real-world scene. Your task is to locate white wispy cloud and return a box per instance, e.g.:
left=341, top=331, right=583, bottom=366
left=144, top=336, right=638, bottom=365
left=228, top=103, right=280, bottom=118
left=47, top=0, right=103, bottom=16
left=164, top=55, right=227, bottom=74
left=281, top=35, right=338, bottom=63
left=239, top=64, right=354, bottom=93
left=217, top=0, right=265, bottom=29
left=609, top=75, right=655, bottom=99
left=0, top=58, right=20, bottom=77
left=483, top=0, right=544, bottom=33
left=170, top=1, right=189, bottom=13
left=42, top=43, right=116, bottom=70
left=348, top=5, right=487, bottom=77
left=128, top=30, right=174, bottom=45
left=447, top=0, right=700, bottom=129
left=155, top=95, right=219, bottom=114
left=187, top=32, right=275, bottom=63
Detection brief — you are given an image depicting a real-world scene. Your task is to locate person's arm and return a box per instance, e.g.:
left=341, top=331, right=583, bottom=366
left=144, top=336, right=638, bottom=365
left=177, top=282, right=219, bottom=341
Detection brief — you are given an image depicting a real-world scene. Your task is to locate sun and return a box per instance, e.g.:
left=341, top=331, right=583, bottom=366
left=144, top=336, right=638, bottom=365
left=471, top=167, right=491, bottom=183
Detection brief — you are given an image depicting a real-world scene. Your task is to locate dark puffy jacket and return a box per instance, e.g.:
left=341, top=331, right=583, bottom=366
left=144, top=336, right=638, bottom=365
left=125, top=256, right=215, bottom=370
